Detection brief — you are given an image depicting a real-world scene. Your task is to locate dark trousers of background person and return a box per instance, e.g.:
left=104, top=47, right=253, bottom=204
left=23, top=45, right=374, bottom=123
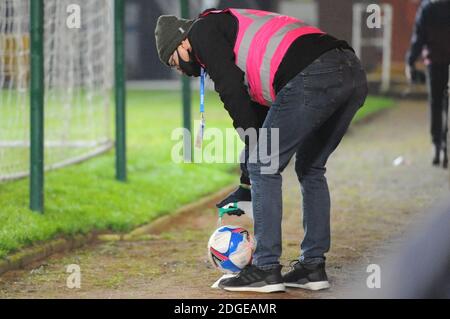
left=427, top=63, right=449, bottom=152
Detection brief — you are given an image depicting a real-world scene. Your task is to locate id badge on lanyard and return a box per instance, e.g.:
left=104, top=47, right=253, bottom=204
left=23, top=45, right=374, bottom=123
left=195, top=68, right=206, bottom=149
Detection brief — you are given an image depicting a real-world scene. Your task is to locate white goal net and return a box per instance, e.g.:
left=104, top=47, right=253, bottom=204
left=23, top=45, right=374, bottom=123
left=0, top=0, right=113, bottom=181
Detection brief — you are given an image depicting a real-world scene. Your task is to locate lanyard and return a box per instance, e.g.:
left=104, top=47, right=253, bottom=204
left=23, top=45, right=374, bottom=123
left=195, top=68, right=206, bottom=149
left=200, top=67, right=205, bottom=113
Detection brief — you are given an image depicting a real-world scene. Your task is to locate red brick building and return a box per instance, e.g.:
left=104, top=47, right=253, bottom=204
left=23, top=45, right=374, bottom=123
left=383, top=0, right=421, bottom=63
left=316, top=0, right=422, bottom=65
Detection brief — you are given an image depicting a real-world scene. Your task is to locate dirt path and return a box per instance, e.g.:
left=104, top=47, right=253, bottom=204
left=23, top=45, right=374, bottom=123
left=1, top=100, right=449, bottom=299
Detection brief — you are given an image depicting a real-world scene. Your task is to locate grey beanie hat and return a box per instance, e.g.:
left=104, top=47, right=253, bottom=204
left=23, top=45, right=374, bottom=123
left=155, top=15, right=195, bottom=66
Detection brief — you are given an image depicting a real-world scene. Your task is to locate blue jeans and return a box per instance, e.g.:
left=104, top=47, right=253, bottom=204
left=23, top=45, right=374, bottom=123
left=247, top=48, right=368, bottom=268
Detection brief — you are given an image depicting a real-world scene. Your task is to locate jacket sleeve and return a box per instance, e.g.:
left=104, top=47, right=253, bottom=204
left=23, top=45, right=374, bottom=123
left=406, top=2, right=429, bottom=66
left=239, top=101, right=269, bottom=185
left=189, top=19, right=261, bottom=146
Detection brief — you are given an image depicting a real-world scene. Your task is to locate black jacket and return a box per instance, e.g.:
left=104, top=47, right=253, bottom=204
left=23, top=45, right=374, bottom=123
left=187, top=10, right=351, bottom=185
left=187, top=10, right=351, bottom=143
left=407, top=0, right=450, bottom=66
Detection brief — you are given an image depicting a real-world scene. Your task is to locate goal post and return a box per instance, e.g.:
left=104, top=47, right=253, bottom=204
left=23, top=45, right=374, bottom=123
left=0, top=0, right=126, bottom=212
left=30, top=0, right=44, bottom=211
left=115, top=0, right=126, bottom=182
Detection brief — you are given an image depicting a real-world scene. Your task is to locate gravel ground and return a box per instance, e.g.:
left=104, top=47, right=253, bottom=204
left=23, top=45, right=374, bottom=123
left=0, top=99, right=448, bottom=299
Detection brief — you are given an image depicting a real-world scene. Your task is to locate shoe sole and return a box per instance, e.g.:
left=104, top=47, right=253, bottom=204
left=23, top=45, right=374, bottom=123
left=222, top=283, right=286, bottom=293
left=285, top=281, right=330, bottom=291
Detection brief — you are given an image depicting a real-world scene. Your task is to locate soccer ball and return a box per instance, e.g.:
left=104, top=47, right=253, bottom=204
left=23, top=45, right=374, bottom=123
left=207, top=225, right=256, bottom=274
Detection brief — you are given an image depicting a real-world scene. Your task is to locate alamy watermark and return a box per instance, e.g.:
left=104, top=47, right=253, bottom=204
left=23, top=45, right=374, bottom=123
left=171, top=124, right=280, bottom=175
left=366, top=264, right=381, bottom=289
left=66, top=4, right=81, bottom=29
left=366, top=4, right=382, bottom=29
left=66, top=264, right=81, bottom=289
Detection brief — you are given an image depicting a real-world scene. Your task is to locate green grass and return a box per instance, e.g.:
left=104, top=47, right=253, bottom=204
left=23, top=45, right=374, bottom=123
left=0, top=90, right=394, bottom=259
left=353, top=95, right=394, bottom=123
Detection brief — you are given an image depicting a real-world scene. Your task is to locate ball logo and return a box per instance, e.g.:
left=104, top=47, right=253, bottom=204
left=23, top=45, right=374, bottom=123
left=208, top=226, right=255, bottom=274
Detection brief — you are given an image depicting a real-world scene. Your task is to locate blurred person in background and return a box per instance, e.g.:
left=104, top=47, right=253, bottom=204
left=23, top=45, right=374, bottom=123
left=406, top=0, right=450, bottom=168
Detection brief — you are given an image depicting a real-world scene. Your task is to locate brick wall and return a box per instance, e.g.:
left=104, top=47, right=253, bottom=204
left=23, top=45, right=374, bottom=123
left=383, top=0, right=421, bottom=63
left=317, top=0, right=422, bottom=64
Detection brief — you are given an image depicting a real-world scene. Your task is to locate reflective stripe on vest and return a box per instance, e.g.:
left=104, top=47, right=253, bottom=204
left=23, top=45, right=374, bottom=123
left=201, top=9, right=324, bottom=106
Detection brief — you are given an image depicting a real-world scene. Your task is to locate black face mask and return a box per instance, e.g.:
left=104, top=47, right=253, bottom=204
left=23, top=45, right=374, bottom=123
left=177, top=49, right=201, bottom=77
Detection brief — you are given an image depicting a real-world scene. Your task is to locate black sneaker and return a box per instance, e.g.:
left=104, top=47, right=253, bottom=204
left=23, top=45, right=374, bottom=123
left=218, top=265, right=286, bottom=293
left=282, top=261, right=330, bottom=291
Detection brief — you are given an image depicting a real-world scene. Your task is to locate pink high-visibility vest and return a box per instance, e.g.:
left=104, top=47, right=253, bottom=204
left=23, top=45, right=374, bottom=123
left=200, top=8, right=325, bottom=106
